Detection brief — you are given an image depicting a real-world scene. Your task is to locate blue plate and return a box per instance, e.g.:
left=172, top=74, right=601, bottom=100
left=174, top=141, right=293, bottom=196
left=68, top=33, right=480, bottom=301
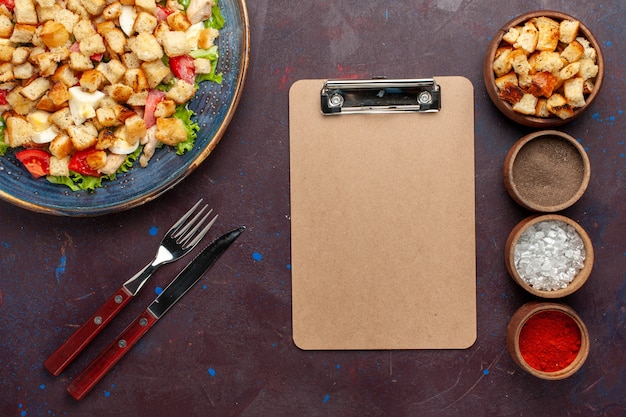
left=0, top=0, right=250, bottom=216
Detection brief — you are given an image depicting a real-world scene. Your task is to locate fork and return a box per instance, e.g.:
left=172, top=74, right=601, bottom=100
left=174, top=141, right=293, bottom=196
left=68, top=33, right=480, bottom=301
left=44, top=199, right=218, bottom=376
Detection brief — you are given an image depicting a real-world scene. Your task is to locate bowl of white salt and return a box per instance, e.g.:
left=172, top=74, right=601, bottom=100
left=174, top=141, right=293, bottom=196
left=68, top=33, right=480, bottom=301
left=505, top=214, right=594, bottom=298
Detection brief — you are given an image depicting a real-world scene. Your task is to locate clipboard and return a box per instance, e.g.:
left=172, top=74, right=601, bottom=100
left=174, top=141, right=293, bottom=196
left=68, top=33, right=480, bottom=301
left=289, top=76, right=476, bottom=350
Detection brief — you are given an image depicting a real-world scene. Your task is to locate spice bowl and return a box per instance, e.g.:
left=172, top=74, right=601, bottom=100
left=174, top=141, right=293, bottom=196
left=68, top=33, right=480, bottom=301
left=507, top=301, right=590, bottom=380
left=503, top=130, right=590, bottom=212
left=484, top=10, right=604, bottom=127
left=505, top=214, right=594, bottom=298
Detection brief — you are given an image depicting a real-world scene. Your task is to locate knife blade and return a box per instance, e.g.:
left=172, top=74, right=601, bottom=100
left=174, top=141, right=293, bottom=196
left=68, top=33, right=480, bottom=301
left=66, top=226, right=244, bottom=401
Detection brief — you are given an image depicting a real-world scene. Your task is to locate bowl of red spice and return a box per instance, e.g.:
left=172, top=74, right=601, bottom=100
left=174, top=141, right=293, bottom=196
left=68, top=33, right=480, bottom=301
left=505, top=214, right=594, bottom=298
left=503, top=130, right=591, bottom=212
left=507, top=302, right=590, bottom=379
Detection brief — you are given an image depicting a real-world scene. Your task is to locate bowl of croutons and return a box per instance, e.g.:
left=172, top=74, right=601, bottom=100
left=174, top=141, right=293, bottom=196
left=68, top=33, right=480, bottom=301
left=484, top=11, right=604, bottom=127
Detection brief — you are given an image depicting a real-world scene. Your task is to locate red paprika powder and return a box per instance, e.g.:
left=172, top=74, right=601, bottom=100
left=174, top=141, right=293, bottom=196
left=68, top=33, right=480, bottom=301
left=518, top=310, right=581, bottom=372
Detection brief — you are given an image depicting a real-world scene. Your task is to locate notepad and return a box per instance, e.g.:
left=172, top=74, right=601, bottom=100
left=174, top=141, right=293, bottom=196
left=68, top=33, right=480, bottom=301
left=289, top=76, right=476, bottom=350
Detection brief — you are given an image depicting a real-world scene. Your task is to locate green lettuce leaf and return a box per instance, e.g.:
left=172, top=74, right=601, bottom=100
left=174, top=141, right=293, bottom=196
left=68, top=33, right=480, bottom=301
left=173, top=104, right=200, bottom=154
left=0, top=118, right=8, bottom=157
left=208, top=2, right=225, bottom=30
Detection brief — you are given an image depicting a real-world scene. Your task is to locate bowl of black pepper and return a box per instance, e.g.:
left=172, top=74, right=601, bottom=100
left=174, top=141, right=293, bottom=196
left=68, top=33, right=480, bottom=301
left=503, top=130, right=590, bottom=212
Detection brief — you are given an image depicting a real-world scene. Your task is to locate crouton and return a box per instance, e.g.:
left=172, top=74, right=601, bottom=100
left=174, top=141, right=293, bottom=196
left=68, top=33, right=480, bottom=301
left=123, top=68, right=148, bottom=92
left=33, top=52, right=59, bottom=77
left=101, top=1, right=122, bottom=20
left=95, top=128, right=116, bottom=149
left=97, top=59, right=126, bottom=84
left=498, top=82, right=524, bottom=105
left=578, top=58, right=598, bottom=81
left=197, top=28, right=219, bottom=49
left=535, top=98, right=550, bottom=118
left=48, top=133, right=75, bottom=158
left=154, top=99, right=176, bottom=118
left=127, top=32, right=163, bottom=62
left=527, top=71, right=559, bottom=98
left=155, top=117, right=187, bottom=145
left=52, top=64, right=80, bottom=87
left=502, top=26, right=520, bottom=45
left=69, top=51, right=94, bottom=71
left=133, top=11, right=157, bottom=33
left=50, top=108, right=74, bottom=130
left=576, top=37, right=597, bottom=62
left=514, top=21, right=538, bottom=53
left=9, top=23, right=36, bottom=43
left=79, top=33, right=106, bottom=57
left=135, top=0, right=156, bottom=13
left=80, top=69, right=106, bottom=92
left=54, top=9, right=80, bottom=33
left=0, top=45, right=15, bottom=62
left=39, top=20, right=70, bottom=48
left=96, top=106, right=123, bottom=127
left=564, top=77, right=586, bottom=108
left=492, top=47, right=512, bottom=78
left=85, top=149, right=107, bottom=170
left=495, top=71, right=518, bottom=90
left=512, top=93, right=538, bottom=115
left=5, top=116, right=34, bottom=147
left=14, top=0, right=38, bottom=24
left=121, top=52, right=141, bottom=69
left=510, top=49, right=532, bottom=77
left=48, top=81, right=71, bottom=106
left=534, top=16, right=559, bottom=51
left=560, top=40, right=584, bottom=64
left=166, top=10, right=191, bottom=31
left=0, top=14, right=13, bottom=38
left=13, top=62, right=34, bottom=80
left=126, top=91, right=147, bottom=106
left=67, top=122, right=98, bottom=150
left=105, top=83, right=133, bottom=102
left=193, top=58, right=212, bottom=74
left=21, top=77, right=50, bottom=101
left=5, top=88, right=38, bottom=116
left=165, top=78, right=196, bottom=104
left=49, top=156, right=70, bottom=176
left=559, top=20, right=580, bottom=44
left=559, top=62, right=581, bottom=81
left=153, top=20, right=170, bottom=43
left=162, top=31, right=191, bottom=57
left=141, top=59, right=171, bottom=88
left=533, top=51, right=564, bottom=75
left=66, top=0, right=89, bottom=19
left=100, top=27, right=126, bottom=54
left=12, top=47, right=30, bottom=65
left=73, top=18, right=97, bottom=40
left=79, top=0, right=106, bottom=16
left=547, top=94, right=574, bottom=119
left=124, top=114, right=147, bottom=144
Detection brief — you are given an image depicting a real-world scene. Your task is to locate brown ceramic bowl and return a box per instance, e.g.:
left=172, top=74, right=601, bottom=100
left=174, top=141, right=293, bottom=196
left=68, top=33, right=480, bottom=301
left=505, top=214, right=594, bottom=298
left=503, top=130, right=590, bottom=212
left=484, top=10, right=604, bottom=127
left=507, top=302, right=590, bottom=380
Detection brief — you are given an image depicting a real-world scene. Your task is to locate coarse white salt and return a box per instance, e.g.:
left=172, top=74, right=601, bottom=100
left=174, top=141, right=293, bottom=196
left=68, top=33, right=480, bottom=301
left=513, top=220, right=586, bottom=291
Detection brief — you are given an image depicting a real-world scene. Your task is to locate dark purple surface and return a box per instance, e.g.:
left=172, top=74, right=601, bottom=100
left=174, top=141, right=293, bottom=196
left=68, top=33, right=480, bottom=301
left=1, top=1, right=625, bottom=416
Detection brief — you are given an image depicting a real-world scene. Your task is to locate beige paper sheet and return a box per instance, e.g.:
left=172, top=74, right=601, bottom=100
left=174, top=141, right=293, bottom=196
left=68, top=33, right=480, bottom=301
left=289, top=77, right=476, bottom=350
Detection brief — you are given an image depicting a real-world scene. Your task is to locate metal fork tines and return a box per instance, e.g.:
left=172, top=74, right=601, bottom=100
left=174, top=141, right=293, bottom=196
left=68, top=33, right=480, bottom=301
left=43, top=199, right=217, bottom=376
left=124, top=199, right=218, bottom=295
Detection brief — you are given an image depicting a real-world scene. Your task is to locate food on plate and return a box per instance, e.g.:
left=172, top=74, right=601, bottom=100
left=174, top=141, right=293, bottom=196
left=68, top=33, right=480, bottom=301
left=492, top=16, right=599, bottom=120
left=0, top=0, right=225, bottom=190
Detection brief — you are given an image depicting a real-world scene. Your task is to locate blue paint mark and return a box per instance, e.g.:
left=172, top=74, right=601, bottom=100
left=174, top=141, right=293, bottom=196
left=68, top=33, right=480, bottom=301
left=208, top=368, right=216, bottom=377
left=104, top=391, right=111, bottom=397
left=323, top=394, right=330, bottom=403
left=202, top=284, right=208, bottom=290
left=55, top=255, right=67, bottom=283
left=2, top=241, right=8, bottom=248
left=286, top=264, right=291, bottom=270
left=606, top=40, right=612, bottom=47
left=336, top=364, right=341, bottom=369
left=21, top=411, right=27, bottom=417
left=149, top=226, right=158, bottom=236
left=155, top=286, right=163, bottom=295
left=483, top=369, right=490, bottom=376
left=39, top=383, right=45, bottom=389
left=252, top=252, right=263, bottom=261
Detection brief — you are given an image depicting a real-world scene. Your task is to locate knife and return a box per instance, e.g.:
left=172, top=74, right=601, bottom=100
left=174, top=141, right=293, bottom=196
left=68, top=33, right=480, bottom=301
left=66, top=226, right=244, bottom=401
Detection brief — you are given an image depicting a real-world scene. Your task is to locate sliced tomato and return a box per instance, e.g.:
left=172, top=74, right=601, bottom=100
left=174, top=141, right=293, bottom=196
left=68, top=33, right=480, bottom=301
left=0, top=0, right=15, bottom=11
left=144, top=89, right=166, bottom=128
left=0, top=89, right=7, bottom=105
left=16, top=149, right=51, bottom=178
left=69, top=149, right=102, bottom=177
left=90, top=53, right=104, bottom=62
left=169, top=55, right=196, bottom=84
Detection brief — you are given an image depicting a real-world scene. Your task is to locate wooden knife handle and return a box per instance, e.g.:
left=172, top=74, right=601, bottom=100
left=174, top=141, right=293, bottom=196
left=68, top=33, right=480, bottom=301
left=66, top=309, right=158, bottom=401
left=44, top=287, right=133, bottom=376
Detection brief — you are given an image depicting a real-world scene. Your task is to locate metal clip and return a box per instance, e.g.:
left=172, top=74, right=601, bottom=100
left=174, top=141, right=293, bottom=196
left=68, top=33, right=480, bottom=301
left=321, top=78, right=441, bottom=114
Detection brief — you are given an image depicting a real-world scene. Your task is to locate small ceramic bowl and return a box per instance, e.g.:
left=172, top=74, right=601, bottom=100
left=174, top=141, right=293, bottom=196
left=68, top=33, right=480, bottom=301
left=505, top=214, right=594, bottom=298
left=507, top=301, right=590, bottom=380
left=503, top=130, right=590, bottom=212
left=484, top=10, right=604, bottom=127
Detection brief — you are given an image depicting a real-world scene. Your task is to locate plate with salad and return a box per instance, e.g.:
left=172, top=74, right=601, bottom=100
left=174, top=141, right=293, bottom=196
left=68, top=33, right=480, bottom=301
left=0, top=0, right=249, bottom=215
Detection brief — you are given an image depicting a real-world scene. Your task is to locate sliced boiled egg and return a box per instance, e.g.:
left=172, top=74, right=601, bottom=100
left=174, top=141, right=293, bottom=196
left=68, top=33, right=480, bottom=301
left=27, top=110, right=52, bottom=131
left=119, top=5, right=137, bottom=37
left=110, top=137, right=140, bottom=155
left=68, top=87, right=105, bottom=126
left=32, top=126, right=58, bottom=144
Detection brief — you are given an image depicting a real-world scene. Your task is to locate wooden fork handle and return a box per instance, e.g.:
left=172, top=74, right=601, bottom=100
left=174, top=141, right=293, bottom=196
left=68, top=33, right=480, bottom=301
left=67, top=309, right=158, bottom=401
left=44, top=286, right=133, bottom=376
